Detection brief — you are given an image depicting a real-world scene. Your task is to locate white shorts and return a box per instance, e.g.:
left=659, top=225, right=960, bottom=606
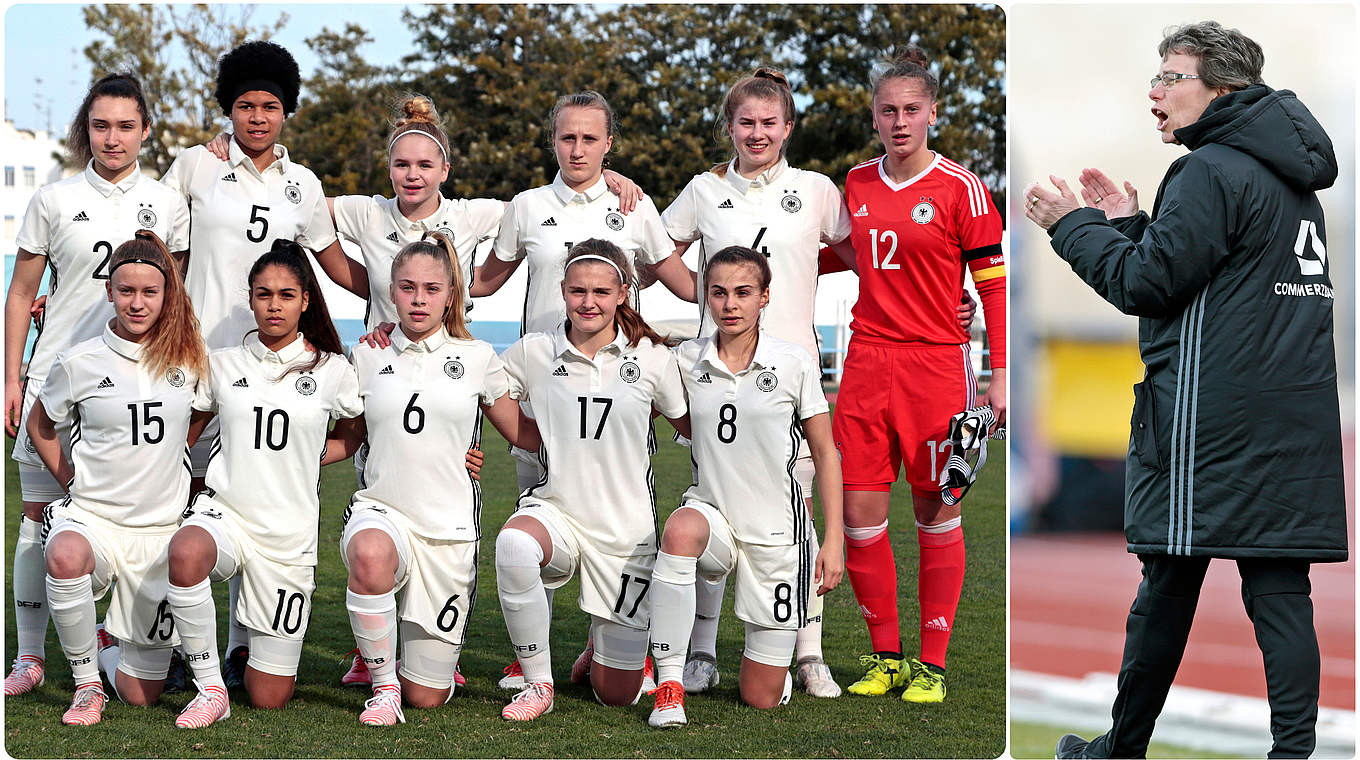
left=14, top=380, right=72, bottom=499
left=19, top=462, right=65, bottom=503
left=341, top=503, right=478, bottom=647
left=181, top=494, right=315, bottom=676
left=43, top=501, right=179, bottom=650
left=187, top=417, right=219, bottom=478
left=680, top=500, right=815, bottom=631
left=511, top=502, right=654, bottom=630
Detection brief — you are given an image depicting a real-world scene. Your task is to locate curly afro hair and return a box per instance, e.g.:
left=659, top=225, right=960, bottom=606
left=214, top=40, right=301, bottom=116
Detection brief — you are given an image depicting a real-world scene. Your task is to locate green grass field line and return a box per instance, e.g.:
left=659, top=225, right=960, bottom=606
left=5, top=420, right=1005, bottom=758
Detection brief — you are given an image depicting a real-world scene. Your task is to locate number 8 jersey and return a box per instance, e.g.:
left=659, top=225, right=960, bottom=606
left=192, top=334, right=362, bottom=566
left=501, top=325, right=687, bottom=557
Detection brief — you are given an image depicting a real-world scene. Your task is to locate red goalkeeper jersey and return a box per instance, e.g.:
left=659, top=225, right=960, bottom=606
left=844, top=153, right=1006, bottom=367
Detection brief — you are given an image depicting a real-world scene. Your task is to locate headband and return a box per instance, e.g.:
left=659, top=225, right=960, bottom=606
left=109, top=257, right=168, bottom=279
left=565, top=254, right=625, bottom=284
left=231, top=79, right=285, bottom=108
left=389, top=129, right=448, bottom=162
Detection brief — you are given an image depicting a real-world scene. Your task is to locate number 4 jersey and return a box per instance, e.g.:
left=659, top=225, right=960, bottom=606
left=193, top=334, right=362, bottom=566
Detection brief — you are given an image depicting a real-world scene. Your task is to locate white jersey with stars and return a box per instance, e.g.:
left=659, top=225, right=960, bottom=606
left=676, top=332, right=827, bottom=545
left=162, top=142, right=338, bottom=349
left=501, top=325, right=686, bottom=556
left=192, top=333, right=362, bottom=566
left=662, top=158, right=851, bottom=361
left=493, top=173, right=673, bottom=335
left=332, top=194, right=505, bottom=329
left=350, top=328, right=509, bottom=541
left=39, top=324, right=198, bottom=531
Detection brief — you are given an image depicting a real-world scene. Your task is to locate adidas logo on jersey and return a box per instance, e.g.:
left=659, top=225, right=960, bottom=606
left=718, top=199, right=734, bottom=209
left=72, top=211, right=90, bottom=222
left=551, top=365, right=568, bottom=377
left=96, top=376, right=115, bottom=389
left=924, top=615, right=951, bottom=632
left=696, top=372, right=712, bottom=384
left=541, top=217, right=557, bottom=227
left=221, top=172, right=238, bottom=183
left=231, top=377, right=249, bottom=388
left=378, top=365, right=395, bottom=375
left=854, top=204, right=869, bottom=217
left=386, top=231, right=399, bottom=243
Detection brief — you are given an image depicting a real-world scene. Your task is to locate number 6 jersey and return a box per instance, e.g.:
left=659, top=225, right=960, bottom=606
left=192, top=334, right=362, bottom=566
left=501, top=325, right=687, bottom=557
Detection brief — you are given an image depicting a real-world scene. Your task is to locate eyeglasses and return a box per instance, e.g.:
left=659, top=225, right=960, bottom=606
left=1150, top=73, right=1201, bottom=89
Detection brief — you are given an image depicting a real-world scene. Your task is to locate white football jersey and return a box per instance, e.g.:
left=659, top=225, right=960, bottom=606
left=662, top=158, right=851, bottom=360
left=676, top=332, right=828, bottom=545
left=493, top=173, right=673, bottom=335
left=193, top=333, right=362, bottom=566
left=350, top=328, right=509, bottom=540
left=162, top=142, right=338, bottom=349
left=39, top=324, right=198, bottom=530
left=501, top=325, right=686, bottom=556
left=332, top=194, right=505, bottom=329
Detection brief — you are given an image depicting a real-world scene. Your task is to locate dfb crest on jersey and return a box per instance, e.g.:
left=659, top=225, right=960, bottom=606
left=295, top=375, right=317, bottom=395
left=756, top=370, right=778, bottom=392
left=166, top=368, right=186, bottom=387
left=605, top=211, right=625, bottom=231
left=912, top=200, right=936, bottom=224
left=24, top=436, right=36, bottom=453
left=781, top=193, right=802, bottom=213
left=284, top=182, right=303, bottom=204
left=444, top=359, right=464, bottom=380
left=619, top=361, right=641, bottom=383
left=137, top=205, right=158, bottom=228
left=437, top=226, right=454, bottom=240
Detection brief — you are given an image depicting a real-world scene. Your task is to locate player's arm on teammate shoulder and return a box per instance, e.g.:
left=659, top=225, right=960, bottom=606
left=4, top=250, right=46, bottom=436
left=322, top=415, right=366, bottom=466
left=26, top=399, right=72, bottom=487
left=820, top=239, right=858, bottom=275
left=311, top=240, right=370, bottom=299
left=642, top=251, right=698, bottom=303
left=483, top=392, right=541, bottom=452
left=803, top=411, right=844, bottom=595
left=601, top=169, right=643, bottom=215
left=471, top=198, right=525, bottom=298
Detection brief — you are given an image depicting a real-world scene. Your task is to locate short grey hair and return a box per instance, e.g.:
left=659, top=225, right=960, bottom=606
left=1158, top=21, right=1264, bottom=91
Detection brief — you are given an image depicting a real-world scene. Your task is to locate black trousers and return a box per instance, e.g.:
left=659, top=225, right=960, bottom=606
left=1084, top=554, right=1319, bottom=759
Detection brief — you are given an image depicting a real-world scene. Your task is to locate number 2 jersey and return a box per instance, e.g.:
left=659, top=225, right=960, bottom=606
left=350, top=329, right=509, bottom=541
left=501, top=325, right=687, bottom=556
left=662, top=158, right=852, bottom=361
left=39, top=324, right=198, bottom=531
left=843, top=153, right=1006, bottom=364
left=675, top=332, right=828, bottom=546
left=192, top=334, right=362, bottom=566
left=13, top=162, right=189, bottom=468
left=162, top=142, right=338, bottom=349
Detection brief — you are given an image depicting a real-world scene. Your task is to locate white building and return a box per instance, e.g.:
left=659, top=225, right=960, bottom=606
left=1, top=119, right=68, bottom=254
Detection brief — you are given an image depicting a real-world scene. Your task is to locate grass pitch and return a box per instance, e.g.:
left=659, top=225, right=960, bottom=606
left=4, top=416, right=1005, bottom=758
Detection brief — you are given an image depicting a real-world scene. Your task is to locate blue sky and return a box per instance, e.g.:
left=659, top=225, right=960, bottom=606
left=4, top=3, right=416, bottom=133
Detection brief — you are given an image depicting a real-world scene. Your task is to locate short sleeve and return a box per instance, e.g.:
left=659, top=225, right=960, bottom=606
left=492, top=195, right=525, bottom=262
left=296, top=177, right=339, bottom=252
left=14, top=188, right=52, bottom=256
left=165, top=193, right=191, bottom=252
left=651, top=348, right=688, bottom=420
left=37, top=354, right=76, bottom=424
left=466, top=198, right=508, bottom=243
left=661, top=178, right=701, bottom=243
left=329, top=357, right=364, bottom=420
left=817, top=176, right=851, bottom=245
left=480, top=350, right=511, bottom=405
left=795, top=352, right=830, bottom=420
left=191, top=361, right=217, bottom=413
left=500, top=338, right=530, bottom=400
left=632, top=196, right=675, bottom=265
left=332, top=195, right=376, bottom=243
left=956, top=180, right=1003, bottom=253
left=159, top=149, right=196, bottom=201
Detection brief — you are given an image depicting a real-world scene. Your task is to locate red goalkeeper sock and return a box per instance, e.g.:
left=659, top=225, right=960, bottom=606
left=845, top=523, right=900, bottom=654
left=918, top=521, right=965, bottom=669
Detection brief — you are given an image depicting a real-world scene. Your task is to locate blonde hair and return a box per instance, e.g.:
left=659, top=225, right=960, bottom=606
left=108, top=231, right=206, bottom=378
left=387, top=94, right=451, bottom=162
left=390, top=232, right=471, bottom=340
left=713, top=67, right=796, bottom=174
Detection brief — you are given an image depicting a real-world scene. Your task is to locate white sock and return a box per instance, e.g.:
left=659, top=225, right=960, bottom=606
left=14, top=517, right=49, bottom=659
left=45, top=574, right=98, bottom=684
left=225, top=574, right=248, bottom=654
left=795, top=532, right=825, bottom=661
left=650, top=552, right=697, bottom=684
left=496, top=529, right=552, bottom=684
left=97, top=638, right=122, bottom=700
left=689, top=574, right=724, bottom=659
left=347, top=589, right=399, bottom=687
left=168, top=579, right=225, bottom=690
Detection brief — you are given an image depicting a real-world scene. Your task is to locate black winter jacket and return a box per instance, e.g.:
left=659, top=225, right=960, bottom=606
left=1048, top=85, right=1347, bottom=561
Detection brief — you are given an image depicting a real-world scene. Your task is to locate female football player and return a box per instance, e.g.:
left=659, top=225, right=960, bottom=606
left=4, top=73, right=189, bottom=697
left=28, top=231, right=204, bottom=724
left=836, top=46, right=1006, bottom=704
left=331, top=233, right=540, bottom=725
left=648, top=246, right=845, bottom=726
left=166, top=241, right=363, bottom=727
left=494, top=239, right=689, bottom=721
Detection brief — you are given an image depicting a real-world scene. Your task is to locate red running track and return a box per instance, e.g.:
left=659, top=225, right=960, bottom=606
left=1011, top=435, right=1355, bottom=711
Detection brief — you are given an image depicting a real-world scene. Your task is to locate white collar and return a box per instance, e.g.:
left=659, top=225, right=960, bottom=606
left=550, top=321, right=630, bottom=362
left=245, top=332, right=308, bottom=364
left=83, top=160, right=142, bottom=198
left=549, top=172, right=610, bottom=205
left=876, top=152, right=941, bottom=192
left=229, top=138, right=291, bottom=176
left=388, top=194, right=453, bottom=233
left=101, top=321, right=145, bottom=361
left=723, top=157, right=789, bottom=194
left=697, top=329, right=772, bottom=375
left=391, top=327, right=452, bottom=354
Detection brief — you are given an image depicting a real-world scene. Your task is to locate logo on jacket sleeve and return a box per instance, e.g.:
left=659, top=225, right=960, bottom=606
left=1294, top=219, right=1327, bottom=276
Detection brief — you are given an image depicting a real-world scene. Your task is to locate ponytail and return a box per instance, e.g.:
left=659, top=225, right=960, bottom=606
left=390, top=231, right=472, bottom=340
